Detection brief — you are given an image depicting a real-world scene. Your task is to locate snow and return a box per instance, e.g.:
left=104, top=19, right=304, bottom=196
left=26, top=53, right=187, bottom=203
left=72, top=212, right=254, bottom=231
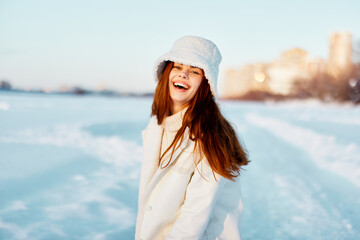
left=245, top=113, right=360, bottom=188
left=0, top=102, right=9, bottom=111
left=0, top=92, right=359, bottom=239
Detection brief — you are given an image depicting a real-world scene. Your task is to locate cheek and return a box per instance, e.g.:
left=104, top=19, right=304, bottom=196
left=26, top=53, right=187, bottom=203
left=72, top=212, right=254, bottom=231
left=192, top=78, right=203, bottom=92
left=168, top=73, right=174, bottom=87
left=168, top=69, right=176, bottom=81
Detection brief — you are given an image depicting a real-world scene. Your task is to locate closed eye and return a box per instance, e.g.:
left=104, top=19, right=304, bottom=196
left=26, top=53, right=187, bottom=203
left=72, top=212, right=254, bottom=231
left=190, top=68, right=202, bottom=75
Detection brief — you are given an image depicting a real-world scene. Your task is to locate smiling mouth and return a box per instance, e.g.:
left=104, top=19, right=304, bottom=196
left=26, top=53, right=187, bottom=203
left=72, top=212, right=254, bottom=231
left=173, top=82, right=189, bottom=90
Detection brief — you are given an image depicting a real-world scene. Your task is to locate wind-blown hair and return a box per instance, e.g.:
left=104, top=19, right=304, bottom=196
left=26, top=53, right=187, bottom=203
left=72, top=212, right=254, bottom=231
left=152, top=61, right=249, bottom=180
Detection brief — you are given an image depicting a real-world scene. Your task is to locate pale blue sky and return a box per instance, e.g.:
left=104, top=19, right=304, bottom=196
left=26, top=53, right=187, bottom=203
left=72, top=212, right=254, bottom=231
left=1, top=0, right=359, bottom=94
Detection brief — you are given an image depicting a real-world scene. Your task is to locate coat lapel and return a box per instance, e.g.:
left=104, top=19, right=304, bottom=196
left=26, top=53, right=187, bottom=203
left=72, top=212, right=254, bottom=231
left=141, top=118, right=190, bottom=205
left=140, top=117, right=163, bottom=195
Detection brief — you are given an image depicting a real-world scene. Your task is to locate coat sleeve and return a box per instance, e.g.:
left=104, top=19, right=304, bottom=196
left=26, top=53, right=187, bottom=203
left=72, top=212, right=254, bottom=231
left=165, top=159, right=224, bottom=239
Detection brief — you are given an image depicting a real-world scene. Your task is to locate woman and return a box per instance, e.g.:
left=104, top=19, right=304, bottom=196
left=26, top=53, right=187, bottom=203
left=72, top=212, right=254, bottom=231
left=136, top=36, right=249, bottom=240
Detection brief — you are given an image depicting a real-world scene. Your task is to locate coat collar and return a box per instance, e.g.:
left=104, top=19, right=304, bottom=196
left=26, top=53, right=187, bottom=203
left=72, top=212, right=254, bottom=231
left=143, top=115, right=190, bottom=168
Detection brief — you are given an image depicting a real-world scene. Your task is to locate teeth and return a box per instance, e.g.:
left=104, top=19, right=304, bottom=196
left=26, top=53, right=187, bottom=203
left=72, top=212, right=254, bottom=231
left=174, top=82, right=189, bottom=89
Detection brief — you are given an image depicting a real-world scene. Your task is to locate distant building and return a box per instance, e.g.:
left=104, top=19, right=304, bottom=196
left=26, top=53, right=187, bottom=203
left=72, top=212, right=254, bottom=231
left=222, top=32, right=354, bottom=98
left=224, top=48, right=314, bottom=97
left=327, top=32, right=353, bottom=78
left=224, top=63, right=269, bottom=98
left=267, top=48, right=312, bottom=95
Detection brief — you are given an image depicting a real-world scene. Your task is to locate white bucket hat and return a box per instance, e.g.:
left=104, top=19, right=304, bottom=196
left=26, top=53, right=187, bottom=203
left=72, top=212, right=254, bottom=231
left=154, top=35, right=222, bottom=97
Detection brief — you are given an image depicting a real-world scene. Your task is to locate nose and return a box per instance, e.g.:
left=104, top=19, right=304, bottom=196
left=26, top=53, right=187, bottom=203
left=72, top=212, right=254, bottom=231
left=178, top=69, right=189, bottom=79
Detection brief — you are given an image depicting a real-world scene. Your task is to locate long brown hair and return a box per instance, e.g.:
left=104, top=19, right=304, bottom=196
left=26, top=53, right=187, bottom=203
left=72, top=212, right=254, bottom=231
left=152, top=61, right=249, bottom=180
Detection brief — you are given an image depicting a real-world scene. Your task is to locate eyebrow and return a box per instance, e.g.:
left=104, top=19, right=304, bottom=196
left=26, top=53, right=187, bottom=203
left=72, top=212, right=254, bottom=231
left=190, top=65, right=201, bottom=69
left=175, top=63, right=201, bottom=69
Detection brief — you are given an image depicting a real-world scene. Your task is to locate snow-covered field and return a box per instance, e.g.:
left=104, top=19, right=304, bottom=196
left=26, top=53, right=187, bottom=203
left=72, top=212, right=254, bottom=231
left=0, top=92, right=359, bottom=240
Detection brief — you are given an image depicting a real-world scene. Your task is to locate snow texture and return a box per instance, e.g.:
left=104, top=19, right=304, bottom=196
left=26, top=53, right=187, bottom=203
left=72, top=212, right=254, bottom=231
left=0, top=93, right=359, bottom=240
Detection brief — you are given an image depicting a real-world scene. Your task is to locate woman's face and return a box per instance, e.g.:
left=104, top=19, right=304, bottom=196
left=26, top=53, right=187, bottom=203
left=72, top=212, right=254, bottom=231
left=168, top=62, right=204, bottom=113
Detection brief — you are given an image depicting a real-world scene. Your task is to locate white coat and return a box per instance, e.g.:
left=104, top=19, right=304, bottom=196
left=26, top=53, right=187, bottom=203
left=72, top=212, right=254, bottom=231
left=135, top=116, right=244, bottom=240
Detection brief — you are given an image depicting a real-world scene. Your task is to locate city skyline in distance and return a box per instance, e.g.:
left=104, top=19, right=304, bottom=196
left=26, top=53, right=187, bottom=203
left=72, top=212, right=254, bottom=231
left=1, top=0, right=359, bottom=96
